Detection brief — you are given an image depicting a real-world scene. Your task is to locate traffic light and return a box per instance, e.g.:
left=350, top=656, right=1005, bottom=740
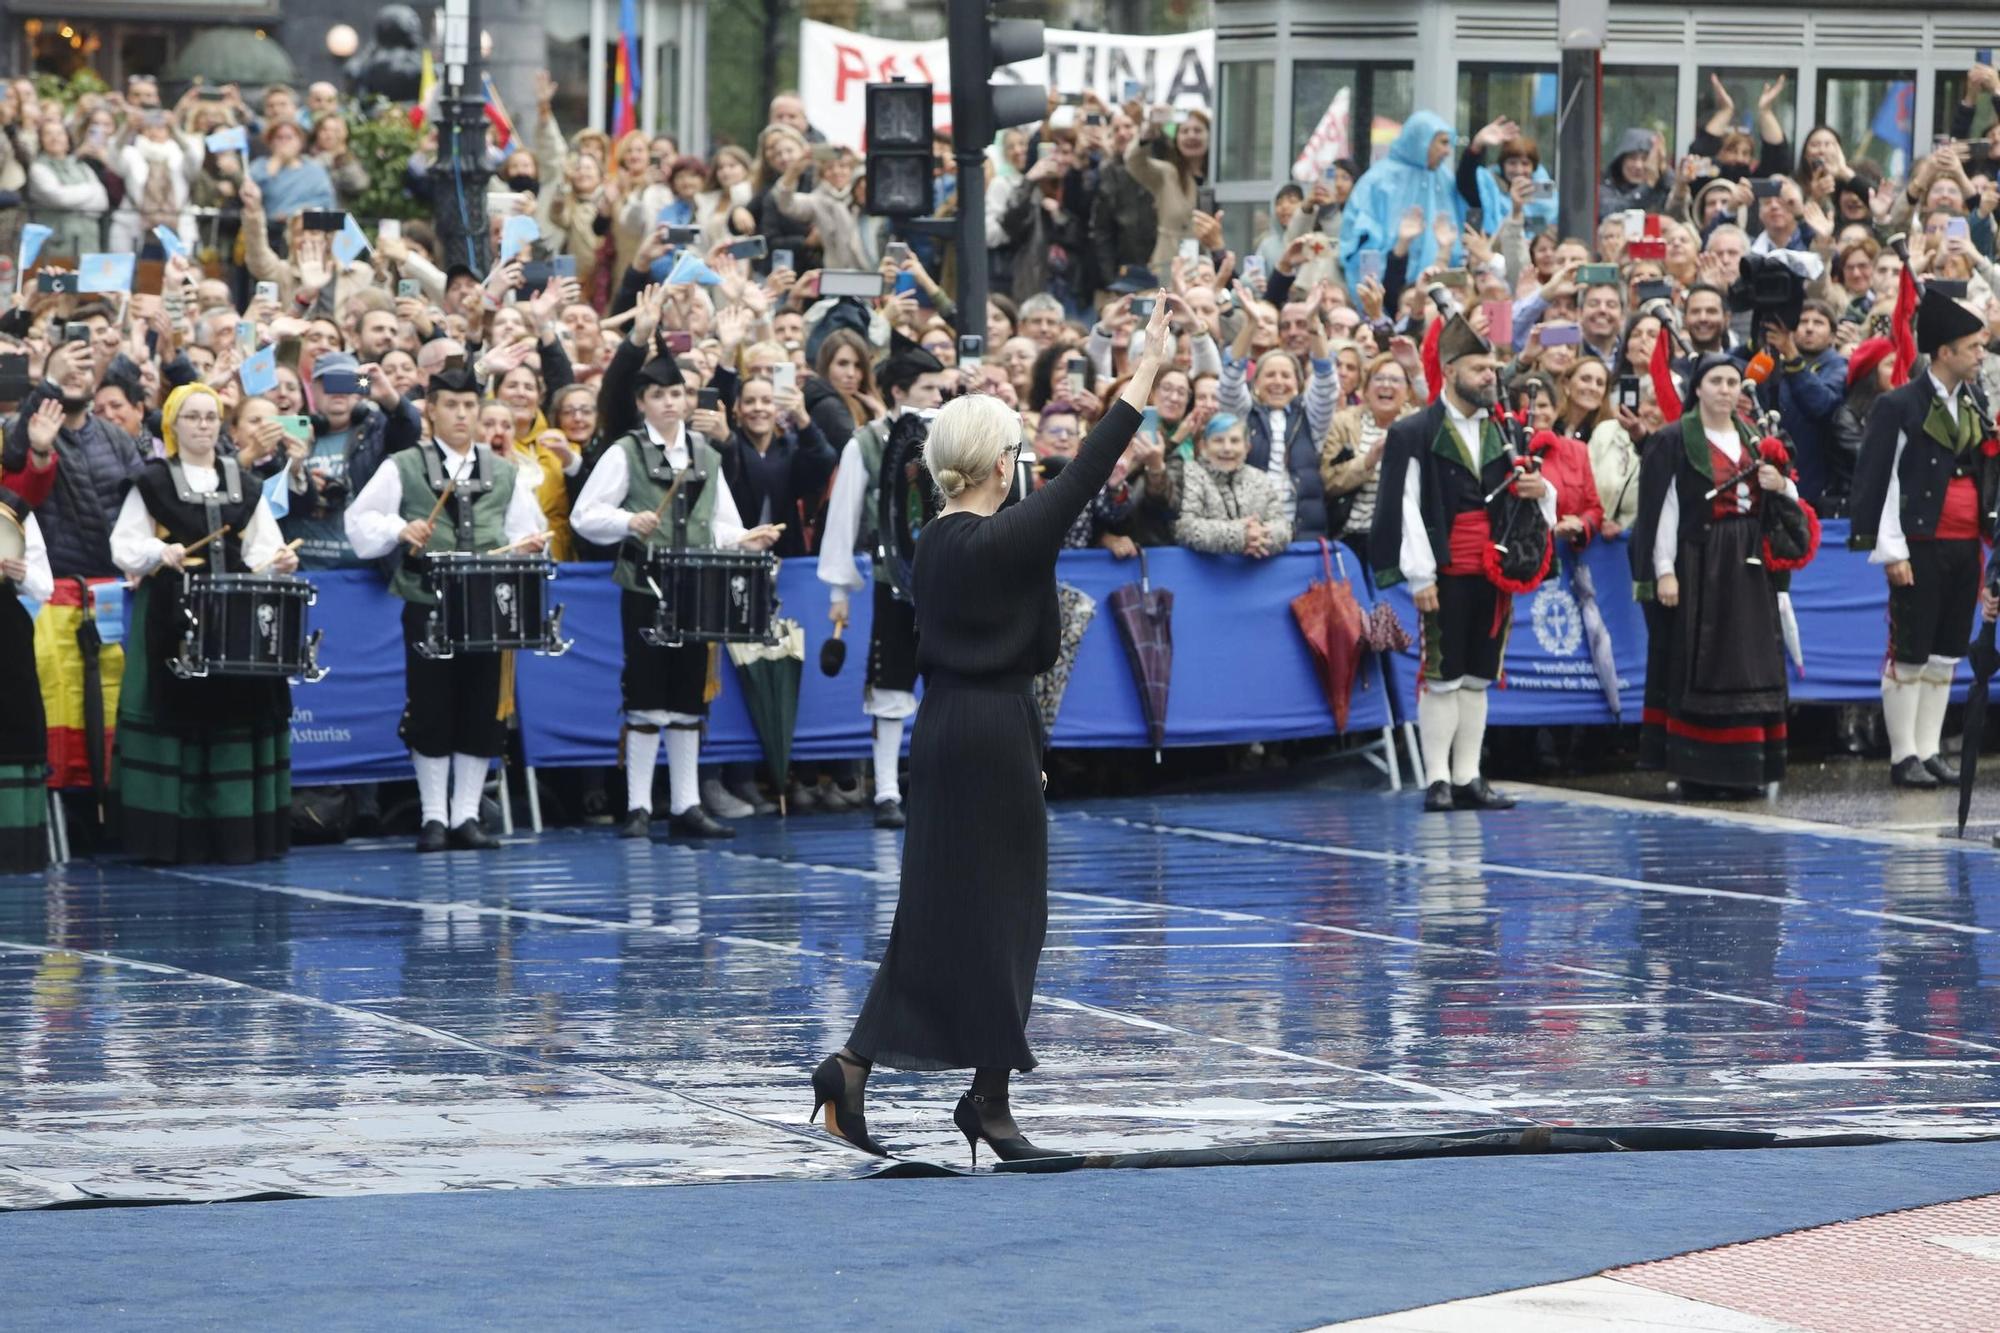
left=864, top=80, right=933, bottom=217
left=945, top=4, right=1046, bottom=150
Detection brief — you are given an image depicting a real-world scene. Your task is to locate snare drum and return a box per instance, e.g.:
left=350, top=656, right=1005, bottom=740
left=635, top=548, right=779, bottom=647
left=419, top=552, right=572, bottom=659
left=170, top=572, right=327, bottom=682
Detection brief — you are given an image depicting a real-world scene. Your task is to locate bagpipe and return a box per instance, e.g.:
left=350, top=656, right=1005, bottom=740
left=1702, top=405, right=1822, bottom=572
left=876, top=408, right=940, bottom=604
left=1488, top=399, right=1555, bottom=595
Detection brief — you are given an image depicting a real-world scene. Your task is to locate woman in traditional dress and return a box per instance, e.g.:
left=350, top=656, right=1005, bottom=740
left=110, top=383, right=299, bottom=864
left=1631, top=354, right=1812, bottom=795
left=806, top=295, right=1183, bottom=1165
left=0, top=483, right=53, bottom=873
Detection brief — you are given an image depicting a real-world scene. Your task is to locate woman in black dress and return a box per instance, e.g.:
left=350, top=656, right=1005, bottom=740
left=809, top=296, right=1182, bottom=1165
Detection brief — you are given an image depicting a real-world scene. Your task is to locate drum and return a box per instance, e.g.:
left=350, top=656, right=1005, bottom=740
left=634, top=548, right=779, bottom=647
left=0, top=499, right=23, bottom=572
left=418, top=552, right=572, bottom=659
left=170, top=572, right=327, bottom=682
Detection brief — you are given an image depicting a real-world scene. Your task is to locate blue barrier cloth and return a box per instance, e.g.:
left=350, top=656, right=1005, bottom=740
left=264, top=522, right=1930, bottom=783
left=280, top=550, right=1396, bottom=782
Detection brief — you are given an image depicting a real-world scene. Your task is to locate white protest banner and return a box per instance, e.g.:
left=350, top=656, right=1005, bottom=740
left=799, top=18, right=1213, bottom=152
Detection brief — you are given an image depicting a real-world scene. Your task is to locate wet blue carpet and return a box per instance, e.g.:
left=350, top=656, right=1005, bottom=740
left=6, top=1141, right=1999, bottom=1329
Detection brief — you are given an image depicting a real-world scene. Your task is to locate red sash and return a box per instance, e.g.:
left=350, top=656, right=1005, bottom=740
left=1935, top=476, right=1980, bottom=541
left=1441, top=510, right=1491, bottom=577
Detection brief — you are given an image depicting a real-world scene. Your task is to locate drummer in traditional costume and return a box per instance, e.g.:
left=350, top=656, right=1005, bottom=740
left=816, top=335, right=951, bottom=829
left=110, top=383, right=299, bottom=864
left=1370, top=315, right=1555, bottom=812
left=1850, top=288, right=1998, bottom=788
left=0, top=484, right=54, bottom=873
left=571, top=354, right=782, bottom=840
left=344, top=367, right=549, bottom=853
left=1630, top=353, right=1816, bottom=795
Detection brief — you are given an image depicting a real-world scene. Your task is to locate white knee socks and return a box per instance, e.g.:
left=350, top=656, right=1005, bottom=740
left=665, top=728, right=701, bottom=816
left=449, top=754, right=487, bottom=827
left=872, top=717, right=903, bottom=806
left=1452, top=681, right=1491, bottom=787
left=1882, top=662, right=1925, bottom=764
left=1917, top=656, right=1959, bottom=762
left=1417, top=688, right=1459, bottom=787
left=413, top=752, right=449, bottom=826
left=624, top=727, right=661, bottom=814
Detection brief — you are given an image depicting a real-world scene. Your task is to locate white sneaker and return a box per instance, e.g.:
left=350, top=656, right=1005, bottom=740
left=701, top=777, right=755, bottom=819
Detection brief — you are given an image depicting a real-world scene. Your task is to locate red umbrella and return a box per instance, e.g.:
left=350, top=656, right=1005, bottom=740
left=1107, top=547, right=1174, bottom=759
left=1290, top=538, right=1367, bottom=730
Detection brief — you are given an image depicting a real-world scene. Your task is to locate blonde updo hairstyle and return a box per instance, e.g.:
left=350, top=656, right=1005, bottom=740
left=924, top=393, right=1022, bottom=501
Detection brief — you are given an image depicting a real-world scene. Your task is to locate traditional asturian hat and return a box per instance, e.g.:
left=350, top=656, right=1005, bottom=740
left=1916, top=283, right=1986, bottom=357
left=1436, top=313, right=1493, bottom=364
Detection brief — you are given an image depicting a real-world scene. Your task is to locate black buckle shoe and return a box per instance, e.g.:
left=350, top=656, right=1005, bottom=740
left=873, top=798, right=906, bottom=829
left=1924, top=754, right=1960, bottom=784
left=952, top=1093, right=1069, bottom=1168
left=1423, top=781, right=1454, bottom=812
left=617, top=808, right=652, bottom=839
left=1451, top=779, right=1517, bottom=810
left=448, top=819, right=500, bottom=850
left=1891, top=756, right=1940, bottom=789
left=416, top=820, right=448, bottom=853
left=669, top=806, right=736, bottom=839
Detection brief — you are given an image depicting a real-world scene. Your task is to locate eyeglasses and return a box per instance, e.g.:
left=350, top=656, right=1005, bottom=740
left=558, top=403, right=595, bottom=418
left=1039, top=424, right=1078, bottom=440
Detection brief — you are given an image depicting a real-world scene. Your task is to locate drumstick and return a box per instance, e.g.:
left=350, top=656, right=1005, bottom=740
left=408, top=479, right=457, bottom=554
left=652, top=469, right=684, bottom=520
left=248, top=537, right=304, bottom=574
left=148, top=523, right=231, bottom=577
left=485, top=532, right=546, bottom=555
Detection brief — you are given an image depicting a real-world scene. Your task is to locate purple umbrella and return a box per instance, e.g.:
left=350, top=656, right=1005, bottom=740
left=1107, top=547, right=1174, bottom=760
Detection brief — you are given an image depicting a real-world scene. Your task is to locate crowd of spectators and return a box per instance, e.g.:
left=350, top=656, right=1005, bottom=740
left=10, top=59, right=2000, bottom=826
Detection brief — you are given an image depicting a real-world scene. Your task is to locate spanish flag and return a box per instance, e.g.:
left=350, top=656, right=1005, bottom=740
left=410, top=48, right=437, bottom=128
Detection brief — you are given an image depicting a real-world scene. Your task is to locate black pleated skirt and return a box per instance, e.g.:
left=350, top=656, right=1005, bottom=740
left=846, top=672, right=1048, bottom=1073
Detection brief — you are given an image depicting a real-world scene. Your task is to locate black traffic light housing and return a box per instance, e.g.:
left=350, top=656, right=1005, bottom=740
left=864, top=80, right=934, bottom=218
left=944, top=3, right=1047, bottom=355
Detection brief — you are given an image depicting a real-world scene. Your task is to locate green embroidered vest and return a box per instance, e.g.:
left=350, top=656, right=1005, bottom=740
left=610, top=428, right=722, bottom=593
left=388, top=443, right=520, bottom=605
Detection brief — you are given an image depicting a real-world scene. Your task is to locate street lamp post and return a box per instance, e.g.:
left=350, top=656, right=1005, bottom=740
left=433, top=0, right=492, bottom=275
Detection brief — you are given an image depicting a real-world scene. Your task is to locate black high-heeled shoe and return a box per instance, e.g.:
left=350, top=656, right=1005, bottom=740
left=809, top=1055, right=889, bottom=1157
left=953, top=1093, right=1069, bottom=1167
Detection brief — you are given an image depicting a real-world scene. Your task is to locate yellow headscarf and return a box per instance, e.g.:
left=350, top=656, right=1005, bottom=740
left=159, top=382, right=223, bottom=459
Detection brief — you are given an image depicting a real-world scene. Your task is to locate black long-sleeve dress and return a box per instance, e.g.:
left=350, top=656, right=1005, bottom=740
left=846, top=400, right=1142, bottom=1073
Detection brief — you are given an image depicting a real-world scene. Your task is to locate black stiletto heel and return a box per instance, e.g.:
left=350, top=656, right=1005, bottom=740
left=809, top=1055, right=889, bottom=1157
left=953, top=1093, right=1068, bottom=1167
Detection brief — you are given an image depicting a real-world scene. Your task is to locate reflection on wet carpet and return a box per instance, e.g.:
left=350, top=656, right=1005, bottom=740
left=1, top=787, right=1997, bottom=1206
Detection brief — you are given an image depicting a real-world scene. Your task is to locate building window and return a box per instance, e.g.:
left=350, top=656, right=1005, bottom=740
left=1820, top=71, right=1916, bottom=173
left=1457, top=63, right=1557, bottom=162
left=1216, top=60, right=1274, bottom=183
left=1603, top=66, right=1679, bottom=162
left=1934, top=70, right=1997, bottom=145
left=1696, top=67, right=1797, bottom=157
left=544, top=0, right=592, bottom=134
left=1291, top=61, right=1413, bottom=174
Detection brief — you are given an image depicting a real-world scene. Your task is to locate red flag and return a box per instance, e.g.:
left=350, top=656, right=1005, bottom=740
left=1890, top=263, right=1919, bottom=387
left=1649, top=318, right=1682, bottom=423
left=1421, top=315, right=1443, bottom=405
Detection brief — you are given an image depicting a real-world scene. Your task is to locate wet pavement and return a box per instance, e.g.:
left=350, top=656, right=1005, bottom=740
left=2, top=784, right=1997, bottom=1209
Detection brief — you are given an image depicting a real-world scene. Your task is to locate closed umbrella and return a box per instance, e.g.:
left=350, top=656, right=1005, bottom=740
left=1290, top=538, right=1367, bottom=730
left=1563, top=547, right=1621, bottom=717
left=1957, top=559, right=2000, bottom=836
left=727, top=619, right=805, bottom=815
left=1107, top=547, right=1174, bottom=759
left=1033, top=583, right=1097, bottom=733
